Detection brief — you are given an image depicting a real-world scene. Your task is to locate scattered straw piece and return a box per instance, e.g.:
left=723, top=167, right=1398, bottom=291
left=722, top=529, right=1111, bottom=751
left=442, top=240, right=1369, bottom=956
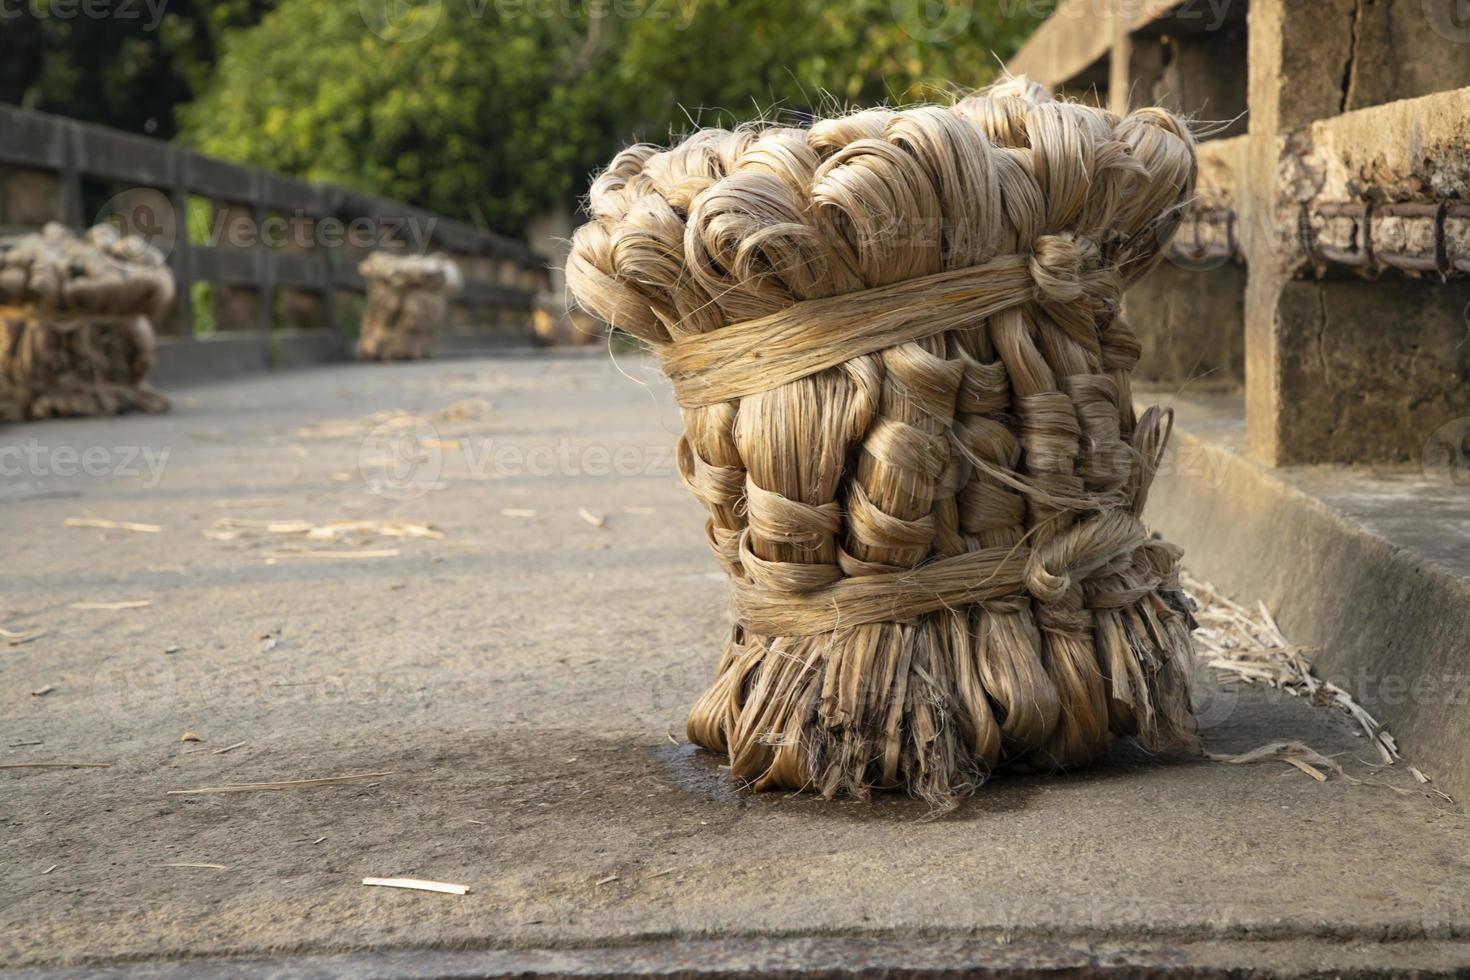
left=595, top=874, right=619, bottom=886
left=41, top=865, right=57, bottom=875
left=502, top=508, right=537, bottom=518
left=0, top=761, right=111, bottom=769
left=162, top=863, right=228, bottom=870
left=70, top=600, right=152, bottom=611
left=206, top=518, right=442, bottom=542
left=213, top=498, right=289, bottom=509
left=1411, top=767, right=1432, bottom=784
left=213, top=741, right=247, bottom=755
left=64, top=517, right=162, bottom=533
left=578, top=507, right=606, bottom=528
left=167, top=772, right=391, bottom=794
left=180, top=732, right=203, bottom=743
left=1283, top=756, right=1329, bottom=782
left=294, top=400, right=488, bottom=440
left=2, top=627, right=46, bottom=645
left=30, top=685, right=54, bottom=697
left=262, top=550, right=400, bottom=562
left=1188, top=574, right=1400, bottom=765
left=362, top=877, right=468, bottom=895
left=1206, top=741, right=1349, bottom=781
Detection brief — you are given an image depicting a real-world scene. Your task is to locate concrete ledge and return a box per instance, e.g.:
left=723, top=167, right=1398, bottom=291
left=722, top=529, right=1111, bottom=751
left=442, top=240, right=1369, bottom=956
left=151, top=334, right=270, bottom=386
left=1142, top=388, right=1470, bottom=799
left=433, top=332, right=547, bottom=357
left=151, top=329, right=541, bottom=388
left=1009, top=0, right=1244, bottom=93
left=13, top=935, right=1470, bottom=979
left=269, top=329, right=349, bottom=371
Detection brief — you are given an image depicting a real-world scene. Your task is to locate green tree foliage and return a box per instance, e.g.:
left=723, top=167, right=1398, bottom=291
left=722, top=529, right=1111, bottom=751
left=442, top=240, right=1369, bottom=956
left=182, top=0, right=612, bottom=235
left=0, top=0, right=272, bottom=138
left=182, top=0, right=1041, bottom=236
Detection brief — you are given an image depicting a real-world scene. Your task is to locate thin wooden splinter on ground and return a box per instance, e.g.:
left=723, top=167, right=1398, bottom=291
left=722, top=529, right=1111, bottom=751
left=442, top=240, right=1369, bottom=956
left=64, top=517, right=162, bottom=533
left=362, top=877, right=469, bottom=895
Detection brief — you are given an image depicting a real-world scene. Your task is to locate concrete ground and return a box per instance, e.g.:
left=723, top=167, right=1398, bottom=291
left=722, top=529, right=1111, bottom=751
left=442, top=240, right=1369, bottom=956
left=3, top=353, right=1468, bottom=976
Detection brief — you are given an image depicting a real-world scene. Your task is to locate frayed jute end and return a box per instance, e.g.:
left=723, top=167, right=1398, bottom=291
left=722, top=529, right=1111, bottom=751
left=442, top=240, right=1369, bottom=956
left=688, top=573, right=1200, bottom=808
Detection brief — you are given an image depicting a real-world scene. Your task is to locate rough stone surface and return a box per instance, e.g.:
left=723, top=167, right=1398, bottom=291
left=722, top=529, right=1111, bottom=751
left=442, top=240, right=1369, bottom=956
left=1343, top=0, right=1470, bottom=116
left=1126, top=262, right=1245, bottom=387
left=2, top=355, right=1467, bottom=974
left=1273, top=277, right=1470, bottom=463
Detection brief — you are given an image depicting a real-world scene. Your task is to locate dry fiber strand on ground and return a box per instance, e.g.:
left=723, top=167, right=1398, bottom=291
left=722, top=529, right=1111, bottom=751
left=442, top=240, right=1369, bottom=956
left=0, top=222, right=172, bottom=419
left=357, top=252, right=462, bottom=361
left=568, top=79, right=1202, bottom=804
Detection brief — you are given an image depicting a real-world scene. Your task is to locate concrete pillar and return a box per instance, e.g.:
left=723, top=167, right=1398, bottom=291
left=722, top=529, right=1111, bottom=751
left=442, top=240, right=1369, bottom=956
left=1246, top=0, right=1470, bottom=463
left=1241, top=0, right=1354, bottom=464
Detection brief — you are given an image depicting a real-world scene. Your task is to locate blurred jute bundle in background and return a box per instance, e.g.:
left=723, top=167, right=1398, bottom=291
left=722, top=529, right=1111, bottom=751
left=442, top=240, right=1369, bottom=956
left=356, top=252, right=462, bottom=362
left=0, top=222, right=173, bottom=421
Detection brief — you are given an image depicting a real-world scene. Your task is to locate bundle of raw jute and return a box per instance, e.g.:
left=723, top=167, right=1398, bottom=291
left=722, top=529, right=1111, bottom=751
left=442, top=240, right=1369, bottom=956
left=567, top=79, right=1203, bottom=804
left=0, top=222, right=172, bottom=419
left=357, top=252, right=463, bottom=361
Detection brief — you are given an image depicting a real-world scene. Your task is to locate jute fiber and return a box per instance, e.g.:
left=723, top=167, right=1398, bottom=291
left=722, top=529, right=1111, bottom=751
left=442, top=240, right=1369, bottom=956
left=0, top=222, right=172, bottom=420
left=567, top=79, right=1202, bottom=804
left=357, top=252, right=463, bottom=361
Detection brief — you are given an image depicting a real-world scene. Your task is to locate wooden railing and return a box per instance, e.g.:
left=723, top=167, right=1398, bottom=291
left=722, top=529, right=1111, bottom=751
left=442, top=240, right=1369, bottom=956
left=0, top=104, right=550, bottom=376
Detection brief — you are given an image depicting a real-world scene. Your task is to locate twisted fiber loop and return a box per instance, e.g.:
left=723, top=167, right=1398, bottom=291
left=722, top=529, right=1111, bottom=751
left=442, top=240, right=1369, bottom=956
left=567, top=78, right=1201, bottom=804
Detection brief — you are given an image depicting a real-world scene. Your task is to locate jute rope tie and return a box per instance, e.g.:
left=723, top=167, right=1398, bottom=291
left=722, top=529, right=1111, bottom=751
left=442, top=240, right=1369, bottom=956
left=658, top=234, right=1118, bottom=409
